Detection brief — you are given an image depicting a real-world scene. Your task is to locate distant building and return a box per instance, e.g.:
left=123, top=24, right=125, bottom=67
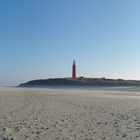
left=72, top=60, right=76, bottom=79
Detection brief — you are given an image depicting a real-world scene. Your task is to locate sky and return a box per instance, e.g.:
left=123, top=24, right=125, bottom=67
left=0, top=0, right=140, bottom=86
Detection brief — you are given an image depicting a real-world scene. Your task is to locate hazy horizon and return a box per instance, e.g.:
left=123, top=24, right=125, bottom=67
left=0, top=0, right=140, bottom=86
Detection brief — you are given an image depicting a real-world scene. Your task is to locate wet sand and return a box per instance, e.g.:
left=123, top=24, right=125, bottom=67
left=0, top=87, right=140, bottom=140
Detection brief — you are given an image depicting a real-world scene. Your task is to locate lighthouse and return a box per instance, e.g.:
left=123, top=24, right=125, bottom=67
left=72, top=60, right=76, bottom=79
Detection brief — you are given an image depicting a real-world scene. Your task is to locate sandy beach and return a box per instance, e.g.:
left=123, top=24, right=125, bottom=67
left=0, top=87, right=140, bottom=140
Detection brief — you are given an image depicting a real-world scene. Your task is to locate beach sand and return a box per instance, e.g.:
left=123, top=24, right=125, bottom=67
left=0, top=87, right=140, bottom=140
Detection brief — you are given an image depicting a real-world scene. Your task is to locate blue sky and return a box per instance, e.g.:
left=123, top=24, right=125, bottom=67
left=0, top=0, right=140, bottom=86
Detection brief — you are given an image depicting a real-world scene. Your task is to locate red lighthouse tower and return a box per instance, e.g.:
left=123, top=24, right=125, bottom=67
left=72, top=60, right=76, bottom=79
